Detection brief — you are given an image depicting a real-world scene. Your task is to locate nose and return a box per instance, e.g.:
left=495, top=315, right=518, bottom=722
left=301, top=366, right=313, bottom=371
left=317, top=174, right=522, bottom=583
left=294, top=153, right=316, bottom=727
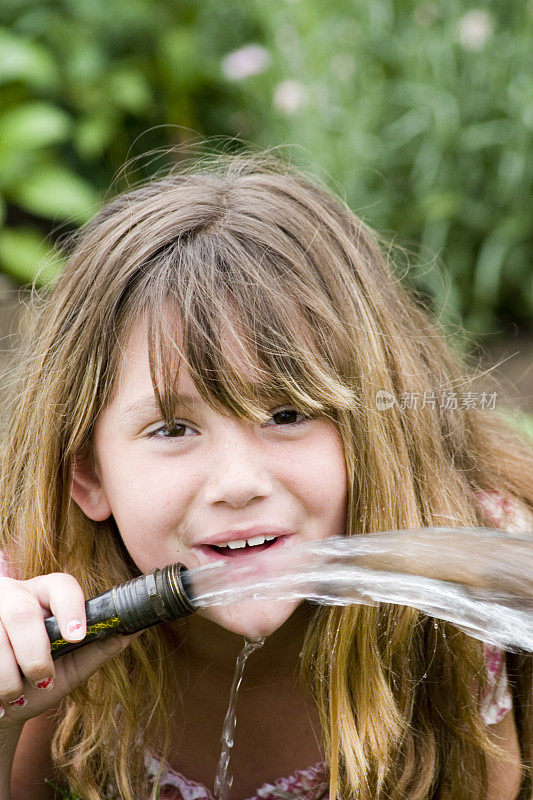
left=202, top=422, right=273, bottom=509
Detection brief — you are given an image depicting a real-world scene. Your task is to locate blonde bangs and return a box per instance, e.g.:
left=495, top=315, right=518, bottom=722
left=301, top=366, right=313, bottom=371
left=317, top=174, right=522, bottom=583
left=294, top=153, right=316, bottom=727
left=118, top=224, right=356, bottom=428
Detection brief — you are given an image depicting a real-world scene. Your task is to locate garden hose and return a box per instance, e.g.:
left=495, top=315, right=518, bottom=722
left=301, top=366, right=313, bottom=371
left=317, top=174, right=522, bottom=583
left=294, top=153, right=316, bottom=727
left=44, top=563, right=196, bottom=660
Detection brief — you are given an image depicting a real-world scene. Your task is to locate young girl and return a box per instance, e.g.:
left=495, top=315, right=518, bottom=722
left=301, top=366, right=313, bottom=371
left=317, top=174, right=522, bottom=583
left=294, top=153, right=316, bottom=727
left=0, top=152, right=531, bottom=800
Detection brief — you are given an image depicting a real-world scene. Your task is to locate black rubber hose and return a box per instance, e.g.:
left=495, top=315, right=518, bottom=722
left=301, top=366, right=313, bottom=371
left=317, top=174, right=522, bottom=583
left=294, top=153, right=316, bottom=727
left=44, top=563, right=196, bottom=660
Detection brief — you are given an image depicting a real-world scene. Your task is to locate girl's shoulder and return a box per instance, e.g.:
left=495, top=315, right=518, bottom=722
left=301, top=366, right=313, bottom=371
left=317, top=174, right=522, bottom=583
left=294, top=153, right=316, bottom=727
left=476, top=489, right=533, bottom=726
left=475, top=489, right=533, bottom=533
left=480, top=644, right=513, bottom=726
left=0, top=548, right=13, bottom=577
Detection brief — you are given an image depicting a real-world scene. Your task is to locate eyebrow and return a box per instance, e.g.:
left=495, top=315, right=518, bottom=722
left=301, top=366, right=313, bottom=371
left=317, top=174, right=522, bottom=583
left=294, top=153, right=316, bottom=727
left=122, top=394, right=200, bottom=417
left=121, top=383, right=292, bottom=420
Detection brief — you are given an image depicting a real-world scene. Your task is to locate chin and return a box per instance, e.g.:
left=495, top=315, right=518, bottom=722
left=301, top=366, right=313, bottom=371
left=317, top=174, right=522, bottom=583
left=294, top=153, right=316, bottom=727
left=203, top=598, right=301, bottom=638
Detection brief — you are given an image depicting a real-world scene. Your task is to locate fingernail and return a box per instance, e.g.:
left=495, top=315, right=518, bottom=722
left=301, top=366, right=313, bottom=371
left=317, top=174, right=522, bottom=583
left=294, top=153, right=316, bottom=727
left=8, top=694, right=27, bottom=709
left=65, top=619, right=85, bottom=640
left=0, top=704, right=4, bottom=718
left=34, top=677, right=54, bottom=692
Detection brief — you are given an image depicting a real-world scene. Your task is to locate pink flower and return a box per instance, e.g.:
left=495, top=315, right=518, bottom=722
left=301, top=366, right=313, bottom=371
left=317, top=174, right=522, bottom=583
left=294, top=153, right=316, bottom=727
left=273, top=80, right=306, bottom=115
left=222, top=45, right=270, bottom=81
left=457, top=10, right=493, bottom=52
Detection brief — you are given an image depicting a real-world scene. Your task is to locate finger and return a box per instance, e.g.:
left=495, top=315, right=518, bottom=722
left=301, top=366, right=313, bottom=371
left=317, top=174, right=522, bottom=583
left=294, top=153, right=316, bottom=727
left=0, top=587, right=55, bottom=691
left=0, top=633, right=141, bottom=726
left=25, top=573, right=87, bottom=642
left=52, top=632, right=140, bottom=699
left=0, top=621, right=25, bottom=705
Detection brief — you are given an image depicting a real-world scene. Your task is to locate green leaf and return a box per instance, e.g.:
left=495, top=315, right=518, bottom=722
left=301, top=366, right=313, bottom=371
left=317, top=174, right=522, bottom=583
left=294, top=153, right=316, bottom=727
left=472, top=225, right=516, bottom=308
left=0, top=102, right=71, bottom=152
left=459, top=120, right=515, bottom=152
left=500, top=411, right=533, bottom=442
left=108, top=68, right=153, bottom=114
left=44, top=778, right=83, bottom=799
left=74, top=113, right=118, bottom=159
left=0, top=150, right=42, bottom=193
left=62, top=39, right=106, bottom=85
left=0, top=28, right=59, bottom=90
left=417, top=191, right=461, bottom=222
left=10, top=165, right=100, bottom=223
left=158, top=27, right=200, bottom=89
left=0, top=227, right=64, bottom=284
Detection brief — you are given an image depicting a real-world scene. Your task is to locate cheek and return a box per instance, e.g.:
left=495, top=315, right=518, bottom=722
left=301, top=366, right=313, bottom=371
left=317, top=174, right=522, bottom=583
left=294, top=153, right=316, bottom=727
left=99, top=444, right=192, bottom=509
left=98, top=457, right=197, bottom=548
left=286, top=430, right=348, bottom=531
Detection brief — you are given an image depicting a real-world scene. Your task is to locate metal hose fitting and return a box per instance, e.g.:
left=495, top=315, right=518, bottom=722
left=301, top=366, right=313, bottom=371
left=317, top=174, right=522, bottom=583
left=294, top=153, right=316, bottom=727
left=44, top=563, right=196, bottom=660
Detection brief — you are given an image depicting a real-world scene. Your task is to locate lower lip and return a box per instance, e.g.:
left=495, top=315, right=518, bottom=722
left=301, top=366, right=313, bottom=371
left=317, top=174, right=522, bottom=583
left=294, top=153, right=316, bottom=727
left=197, top=535, right=292, bottom=563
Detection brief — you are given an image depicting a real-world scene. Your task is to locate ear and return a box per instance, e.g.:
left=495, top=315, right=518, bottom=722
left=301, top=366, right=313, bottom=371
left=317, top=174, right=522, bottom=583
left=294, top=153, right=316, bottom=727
left=70, top=453, right=112, bottom=522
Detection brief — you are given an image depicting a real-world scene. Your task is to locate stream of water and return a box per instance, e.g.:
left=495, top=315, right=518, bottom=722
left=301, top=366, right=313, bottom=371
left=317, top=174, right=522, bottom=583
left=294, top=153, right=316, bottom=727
left=213, top=636, right=266, bottom=800
left=198, top=527, right=533, bottom=799
left=189, top=527, right=533, bottom=652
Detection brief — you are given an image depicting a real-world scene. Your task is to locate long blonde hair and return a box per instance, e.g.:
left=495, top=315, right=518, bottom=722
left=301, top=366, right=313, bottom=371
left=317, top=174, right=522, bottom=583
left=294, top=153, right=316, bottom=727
left=1, top=151, right=532, bottom=799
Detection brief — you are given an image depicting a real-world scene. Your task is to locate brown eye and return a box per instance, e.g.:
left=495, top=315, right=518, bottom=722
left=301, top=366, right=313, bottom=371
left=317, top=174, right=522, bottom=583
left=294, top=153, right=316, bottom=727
left=148, top=421, right=196, bottom=439
left=266, top=408, right=306, bottom=426
left=161, top=423, right=188, bottom=437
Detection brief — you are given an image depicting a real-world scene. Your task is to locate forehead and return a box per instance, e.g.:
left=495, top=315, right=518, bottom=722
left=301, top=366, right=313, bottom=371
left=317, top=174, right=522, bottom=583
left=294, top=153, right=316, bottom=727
left=108, top=287, right=349, bottom=423
left=113, top=313, right=264, bottom=404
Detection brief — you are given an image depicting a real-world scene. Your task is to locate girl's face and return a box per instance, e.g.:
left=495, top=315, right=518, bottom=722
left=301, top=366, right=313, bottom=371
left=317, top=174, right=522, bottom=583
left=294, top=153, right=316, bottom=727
left=71, top=318, right=348, bottom=638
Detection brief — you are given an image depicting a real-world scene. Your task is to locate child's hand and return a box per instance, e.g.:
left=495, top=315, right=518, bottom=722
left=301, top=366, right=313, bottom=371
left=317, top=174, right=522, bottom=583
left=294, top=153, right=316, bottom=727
left=0, top=573, right=135, bottom=729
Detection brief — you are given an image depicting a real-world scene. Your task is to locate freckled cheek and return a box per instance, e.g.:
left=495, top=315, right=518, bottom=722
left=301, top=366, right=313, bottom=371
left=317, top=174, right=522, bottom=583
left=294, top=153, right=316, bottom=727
left=301, top=469, right=347, bottom=528
left=110, top=475, right=196, bottom=573
left=282, top=438, right=348, bottom=532
left=103, top=463, right=195, bottom=536
left=126, top=474, right=195, bottom=523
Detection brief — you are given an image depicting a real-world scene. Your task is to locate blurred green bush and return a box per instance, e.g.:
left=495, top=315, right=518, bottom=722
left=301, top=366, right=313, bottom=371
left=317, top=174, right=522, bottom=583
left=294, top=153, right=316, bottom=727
left=1, top=0, right=532, bottom=333
left=505, top=410, right=533, bottom=441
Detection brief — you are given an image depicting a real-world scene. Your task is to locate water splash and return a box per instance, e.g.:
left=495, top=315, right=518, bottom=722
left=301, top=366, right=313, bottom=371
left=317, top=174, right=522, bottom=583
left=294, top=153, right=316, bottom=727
left=186, top=527, right=533, bottom=652
left=213, top=636, right=266, bottom=800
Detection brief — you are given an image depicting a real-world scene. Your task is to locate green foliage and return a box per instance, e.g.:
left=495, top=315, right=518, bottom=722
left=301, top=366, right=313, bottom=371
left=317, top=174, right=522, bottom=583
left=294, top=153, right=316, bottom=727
left=0, top=226, right=62, bottom=282
left=502, top=411, right=533, bottom=442
left=521, top=415, right=533, bottom=441
left=44, top=780, right=82, bottom=799
left=0, top=0, right=532, bottom=333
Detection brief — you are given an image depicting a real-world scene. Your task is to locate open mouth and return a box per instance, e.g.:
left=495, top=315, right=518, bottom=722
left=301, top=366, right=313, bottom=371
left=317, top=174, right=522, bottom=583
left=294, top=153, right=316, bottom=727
left=199, top=535, right=290, bottom=561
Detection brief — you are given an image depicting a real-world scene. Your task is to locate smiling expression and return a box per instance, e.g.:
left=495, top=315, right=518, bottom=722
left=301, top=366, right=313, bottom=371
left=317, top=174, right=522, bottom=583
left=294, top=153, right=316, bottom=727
left=71, top=318, right=348, bottom=638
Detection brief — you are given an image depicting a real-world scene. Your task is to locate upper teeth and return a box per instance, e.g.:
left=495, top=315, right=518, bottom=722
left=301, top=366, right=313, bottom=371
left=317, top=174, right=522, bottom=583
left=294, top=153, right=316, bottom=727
left=218, top=535, right=277, bottom=549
